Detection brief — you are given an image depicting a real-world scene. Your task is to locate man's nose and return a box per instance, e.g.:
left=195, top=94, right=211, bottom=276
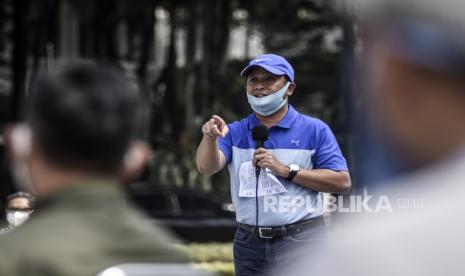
left=254, top=83, right=266, bottom=92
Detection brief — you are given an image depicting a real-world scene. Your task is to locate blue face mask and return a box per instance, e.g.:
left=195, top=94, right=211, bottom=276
left=247, top=82, right=291, bottom=116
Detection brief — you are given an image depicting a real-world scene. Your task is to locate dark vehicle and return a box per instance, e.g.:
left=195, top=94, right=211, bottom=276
left=126, top=183, right=236, bottom=242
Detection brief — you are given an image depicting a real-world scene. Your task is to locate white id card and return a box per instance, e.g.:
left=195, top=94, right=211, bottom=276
left=238, top=161, right=288, bottom=197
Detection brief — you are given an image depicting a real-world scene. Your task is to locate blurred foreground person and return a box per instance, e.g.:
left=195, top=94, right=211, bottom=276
left=1, top=191, right=33, bottom=233
left=279, top=0, right=465, bottom=275
left=0, top=64, right=187, bottom=275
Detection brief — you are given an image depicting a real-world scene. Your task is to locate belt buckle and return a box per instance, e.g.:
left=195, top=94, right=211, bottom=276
left=258, top=227, right=273, bottom=239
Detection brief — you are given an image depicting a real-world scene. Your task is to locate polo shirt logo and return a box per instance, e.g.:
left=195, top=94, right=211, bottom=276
left=254, top=58, right=271, bottom=63
left=290, top=139, right=300, bottom=147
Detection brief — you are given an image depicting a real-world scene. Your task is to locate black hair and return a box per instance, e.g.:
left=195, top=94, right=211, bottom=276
left=25, top=63, right=144, bottom=173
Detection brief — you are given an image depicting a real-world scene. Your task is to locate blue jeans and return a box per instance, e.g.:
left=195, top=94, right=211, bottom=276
left=233, top=222, right=327, bottom=276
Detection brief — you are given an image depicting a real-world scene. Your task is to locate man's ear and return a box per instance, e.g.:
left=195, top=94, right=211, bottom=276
left=4, top=124, right=32, bottom=162
left=121, top=141, right=151, bottom=183
left=286, top=82, right=296, bottom=96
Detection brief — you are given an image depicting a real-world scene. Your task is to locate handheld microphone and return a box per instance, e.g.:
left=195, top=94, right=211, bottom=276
left=251, top=125, right=268, bottom=256
left=252, top=125, right=269, bottom=177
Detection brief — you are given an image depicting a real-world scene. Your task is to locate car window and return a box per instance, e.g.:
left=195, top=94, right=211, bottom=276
left=133, top=194, right=170, bottom=211
left=177, top=194, right=219, bottom=211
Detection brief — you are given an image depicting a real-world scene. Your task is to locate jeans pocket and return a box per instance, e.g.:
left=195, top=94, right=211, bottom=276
left=234, top=228, right=254, bottom=244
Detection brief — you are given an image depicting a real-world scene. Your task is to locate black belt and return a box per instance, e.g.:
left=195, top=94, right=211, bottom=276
left=238, top=216, right=325, bottom=239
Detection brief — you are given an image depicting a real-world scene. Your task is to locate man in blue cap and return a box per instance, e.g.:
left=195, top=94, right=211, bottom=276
left=196, top=54, right=351, bottom=275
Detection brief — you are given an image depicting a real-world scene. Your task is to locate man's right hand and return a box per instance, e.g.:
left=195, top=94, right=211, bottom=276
left=197, top=115, right=228, bottom=175
left=201, top=115, right=229, bottom=140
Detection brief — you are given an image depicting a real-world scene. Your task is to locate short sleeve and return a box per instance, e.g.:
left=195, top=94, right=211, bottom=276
left=314, top=124, right=348, bottom=171
left=218, top=124, right=233, bottom=164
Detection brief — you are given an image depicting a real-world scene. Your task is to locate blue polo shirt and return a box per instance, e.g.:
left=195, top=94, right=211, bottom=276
left=218, top=105, right=348, bottom=226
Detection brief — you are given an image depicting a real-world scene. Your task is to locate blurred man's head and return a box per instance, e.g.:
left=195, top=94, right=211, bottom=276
left=354, top=0, right=465, bottom=167
left=6, top=64, right=150, bottom=196
left=5, top=191, right=33, bottom=228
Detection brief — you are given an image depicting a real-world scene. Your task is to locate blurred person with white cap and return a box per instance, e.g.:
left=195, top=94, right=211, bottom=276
left=275, top=0, right=465, bottom=275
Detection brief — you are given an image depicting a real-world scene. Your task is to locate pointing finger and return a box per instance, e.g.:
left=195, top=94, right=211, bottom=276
left=212, top=115, right=225, bottom=127
left=211, top=124, right=221, bottom=136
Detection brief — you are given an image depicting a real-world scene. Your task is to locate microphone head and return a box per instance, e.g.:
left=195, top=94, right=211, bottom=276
left=252, top=125, right=269, bottom=141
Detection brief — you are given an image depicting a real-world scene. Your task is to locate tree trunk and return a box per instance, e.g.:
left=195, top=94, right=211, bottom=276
left=12, top=0, right=29, bottom=121
left=136, top=0, right=157, bottom=81
left=93, top=0, right=118, bottom=61
left=182, top=0, right=199, bottom=148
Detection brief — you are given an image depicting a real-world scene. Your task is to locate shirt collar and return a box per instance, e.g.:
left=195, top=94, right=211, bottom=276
left=34, top=178, right=123, bottom=211
left=247, top=104, right=299, bottom=130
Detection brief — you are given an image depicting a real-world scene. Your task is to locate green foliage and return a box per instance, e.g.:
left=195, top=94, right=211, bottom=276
left=177, top=243, right=234, bottom=276
left=135, top=0, right=347, bottom=198
left=1, top=0, right=350, bottom=197
left=148, top=148, right=231, bottom=199
left=177, top=243, right=233, bottom=263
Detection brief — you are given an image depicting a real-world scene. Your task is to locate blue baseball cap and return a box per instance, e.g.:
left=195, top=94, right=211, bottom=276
left=240, top=54, right=295, bottom=81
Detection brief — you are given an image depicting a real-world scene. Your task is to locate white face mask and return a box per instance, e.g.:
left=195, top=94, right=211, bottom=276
left=6, top=211, right=30, bottom=228
left=247, top=82, right=291, bottom=116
